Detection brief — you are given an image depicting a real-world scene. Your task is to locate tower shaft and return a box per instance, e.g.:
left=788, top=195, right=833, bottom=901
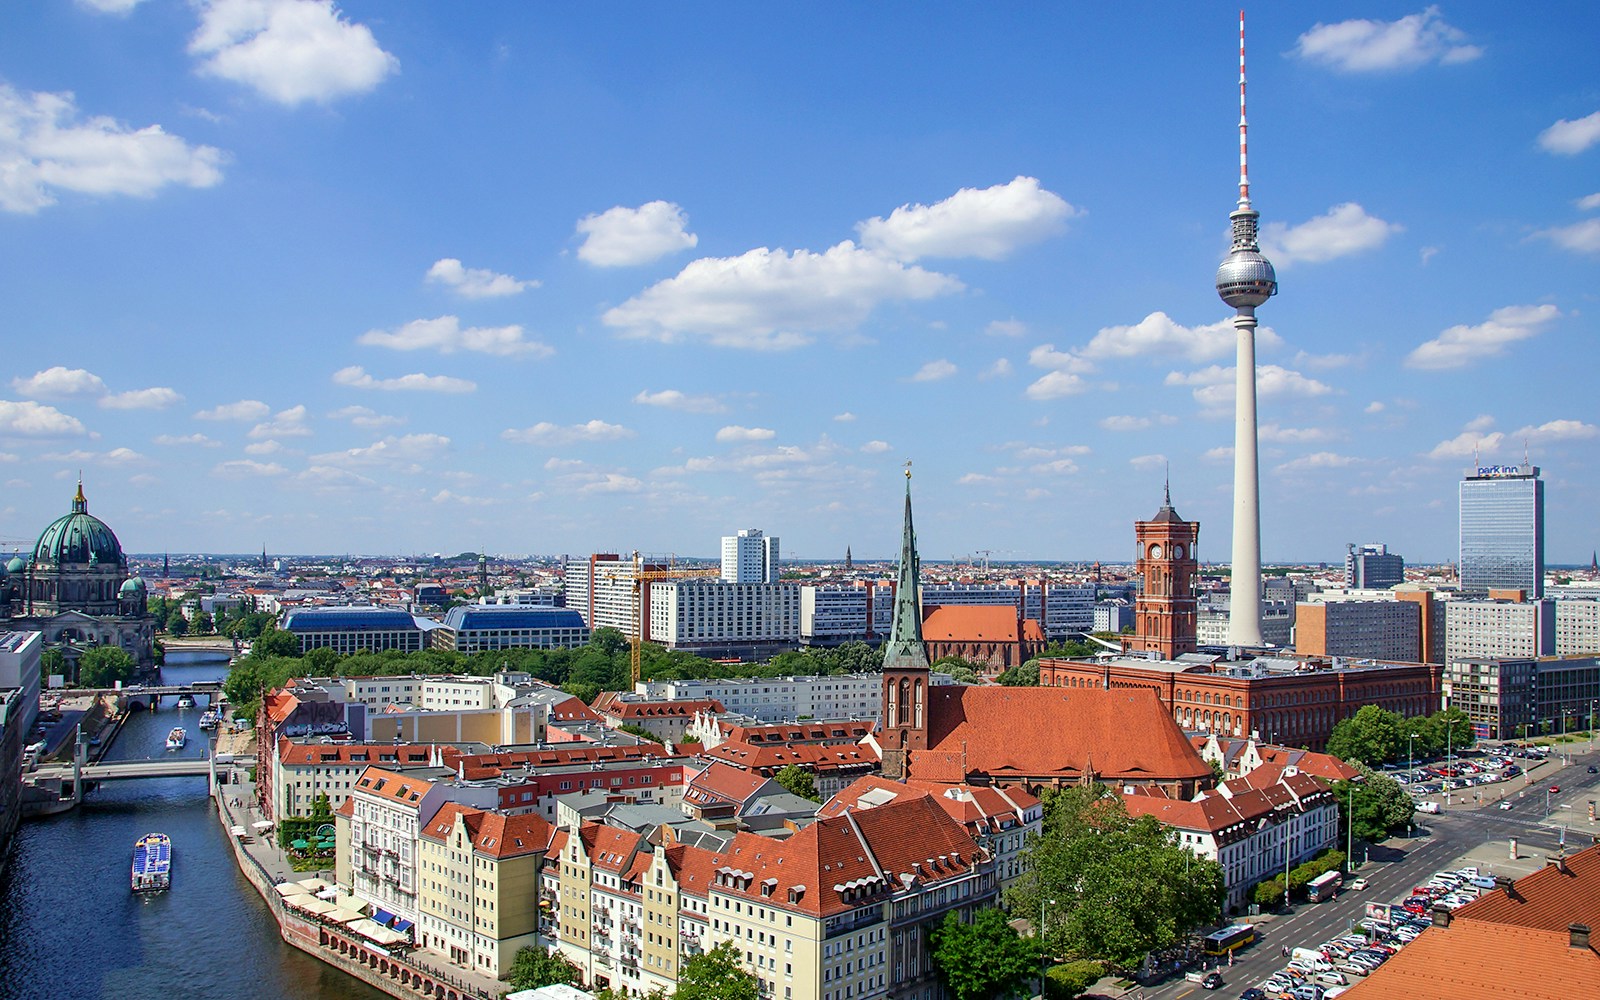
left=1229, top=308, right=1264, bottom=646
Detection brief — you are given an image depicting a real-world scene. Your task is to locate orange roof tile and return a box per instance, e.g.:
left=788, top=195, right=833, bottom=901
left=921, top=604, right=1033, bottom=642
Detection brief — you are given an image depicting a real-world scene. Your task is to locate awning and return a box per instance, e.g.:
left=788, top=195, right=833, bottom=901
left=290, top=897, right=336, bottom=916
left=252, top=820, right=274, bottom=831
left=330, top=892, right=366, bottom=914
left=315, top=886, right=340, bottom=900
left=325, top=906, right=367, bottom=924
left=275, top=881, right=310, bottom=897
left=373, top=907, right=398, bottom=927
left=230, top=825, right=247, bottom=836
left=348, top=918, right=408, bottom=946
left=392, top=919, right=413, bottom=935
left=297, top=877, right=331, bottom=892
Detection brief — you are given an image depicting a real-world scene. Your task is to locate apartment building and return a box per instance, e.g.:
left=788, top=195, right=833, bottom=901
left=635, top=673, right=948, bottom=724
left=1444, top=595, right=1555, bottom=663
left=1555, top=598, right=1600, bottom=655
left=345, top=767, right=450, bottom=926
left=272, top=740, right=449, bottom=819
left=799, top=583, right=893, bottom=647
left=1443, top=654, right=1600, bottom=740
left=1295, top=599, right=1421, bottom=662
left=591, top=692, right=726, bottom=743
left=647, top=580, right=801, bottom=656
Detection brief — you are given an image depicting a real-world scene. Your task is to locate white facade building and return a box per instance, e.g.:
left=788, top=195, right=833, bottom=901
left=647, top=580, right=799, bottom=652
left=721, top=528, right=779, bottom=584
left=1555, top=599, right=1600, bottom=656
left=799, top=583, right=893, bottom=646
left=635, top=672, right=946, bottom=723
left=1445, top=598, right=1555, bottom=663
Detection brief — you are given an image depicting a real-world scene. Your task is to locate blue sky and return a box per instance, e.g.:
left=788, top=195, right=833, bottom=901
left=2, top=3, right=1597, bottom=564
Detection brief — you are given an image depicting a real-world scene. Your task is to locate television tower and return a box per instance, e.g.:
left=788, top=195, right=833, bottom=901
left=1214, top=10, right=1277, bottom=646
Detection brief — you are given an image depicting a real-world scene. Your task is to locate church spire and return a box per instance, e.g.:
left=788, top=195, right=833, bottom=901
left=73, top=476, right=87, bottom=514
left=881, top=463, right=928, bottom=671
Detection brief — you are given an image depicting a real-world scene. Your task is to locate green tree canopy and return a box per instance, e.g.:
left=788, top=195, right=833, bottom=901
left=933, top=656, right=984, bottom=684
left=674, top=941, right=759, bottom=1000
left=1334, top=765, right=1415, bottom=842
left=998, top=660, right=1040, bottom=686
left=78, top=646, right=136, bottom=688
left=506, top=946, right=580, bottom=992
left=1325, top=705, right=1404, bottom=766
left=252, top=627, right=300, bottom=658
left=773, top=764, right=820, bottom=802
left=1009, top=785, right=1224, bottom=971
left=931, top=907, right=1041, bottom=1000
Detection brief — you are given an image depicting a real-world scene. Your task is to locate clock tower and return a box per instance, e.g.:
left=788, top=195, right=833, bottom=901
left=1127, top=483, right=1200, bottom=659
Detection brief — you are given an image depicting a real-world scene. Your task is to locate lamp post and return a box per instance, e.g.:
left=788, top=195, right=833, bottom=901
left=1038, top=895, right=1056, bottom=1000
left=1346, top=780, right=1355, bottom=870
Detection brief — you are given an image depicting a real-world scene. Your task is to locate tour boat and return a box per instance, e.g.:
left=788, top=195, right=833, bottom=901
left=131, top=833, right=171, bottom=892
left=175, top=694, right=196, bottom=709
left=165, top=727, right=186, bottom=750
left=198, top=710, right=220, bottom=730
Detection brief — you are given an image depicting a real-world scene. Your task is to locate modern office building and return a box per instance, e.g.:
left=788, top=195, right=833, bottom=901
left=720, top=528, right=780, bottom=584
left=1443, top=654, right=1600, bottom=740
left=1346, top=543, right=1405, bottom=590
left=431, top=604, right=589, bottom=652
left=1295, top=600, right=1421, bottom=662
left=1459, top=463, right=1544, bottom=597
left=279, top=606, right=429, bottom=654
left=1555, top=598, right=1600, bottom=655
left=1444, top=595, right=1555, bottom=663
left=646, top=580, right=800, bottom=657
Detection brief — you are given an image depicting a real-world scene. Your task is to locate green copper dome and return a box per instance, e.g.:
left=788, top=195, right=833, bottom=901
left=31, top=482, right=125, bottom=569
left=119, top=576, right=146, bottom=596
left=2, top=556, right=19, bottom=575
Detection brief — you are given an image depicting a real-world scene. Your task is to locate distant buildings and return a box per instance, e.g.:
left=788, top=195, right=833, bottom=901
left=721, top=528, right=780, bottom=584
left=1459, top=462, right=1544, bottom=597
left=431, top=604, right=589, bottom=652
left=1443, top=654, right=1600, bottom=740
left=645, top=578, right=800, bottom=658
left=1444, top=592, right=1555, bottom=662
left=634, top=673, right=929, bottom=724
left=280, top=606, right=427, bottom=655
left=1346, top=543, right=1405, bottom=590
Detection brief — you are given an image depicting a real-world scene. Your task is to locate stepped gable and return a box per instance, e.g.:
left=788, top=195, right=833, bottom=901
left=910, top=685, right=1211, bottom=786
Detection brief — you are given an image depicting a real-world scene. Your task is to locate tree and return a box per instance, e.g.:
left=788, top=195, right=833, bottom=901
left=1334, top=765, right=1414, bottom=841
left=252, top=627, right=300, bottom=658
left=1008, top=786, right=1224, bottom=971
left=40, top=649, right=65, bottom=683
left=78, top=646, right=136, bottom=688
left=164, top=608, right=189, bottom=637
left=1046, top=960, right=1106, bottom=1000
left=191, top=610, right=214, bottom=635
left=998, top=660, right=1040, bottom=686
left=931, top=908, right=1040, bottom=1000
left=506, top=946, right=580, bottom=992
left=933, top=656, right=984, bottom=684
left=773, top=764, right=820, bottom=802
left=674, top=941, right=759, bottom=1000
left=1324, top=705, right=1403, bottom=767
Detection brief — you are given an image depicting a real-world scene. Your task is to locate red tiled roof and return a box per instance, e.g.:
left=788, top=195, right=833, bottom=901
left=278, top=742, right=435, bottom=767
left=911, top=686, right=1211, bottom=785
left=921, top=604, right=1038, bottom=642
left=683, top=761, right=770, bottom=808
left=728, top=721, right=876, bottom=745
left=701, top=740, right=879, bottom=774
left=445, top=744, right=672, bottom=780
left=352, top=766, right=432, bottom=809
left=602, top=699, right=725, bottom=720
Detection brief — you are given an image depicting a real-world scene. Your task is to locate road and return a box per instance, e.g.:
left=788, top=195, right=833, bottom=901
left=1133, top=740, right=1600, bottom=1000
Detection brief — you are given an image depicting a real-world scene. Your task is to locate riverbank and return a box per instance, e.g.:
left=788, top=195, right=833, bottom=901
left=215, top=770, right=503, bottom=1000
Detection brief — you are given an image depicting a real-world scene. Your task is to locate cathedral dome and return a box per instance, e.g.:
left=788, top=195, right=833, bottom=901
left=120, top=576, right=146, bottom=596
left=31, top=482, right=125, bottom=570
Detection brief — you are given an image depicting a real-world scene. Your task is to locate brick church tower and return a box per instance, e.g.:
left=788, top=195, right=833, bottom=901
left=880, top=466, right=929, bottom=780
left=1126, top=482, right=1199, bottom=660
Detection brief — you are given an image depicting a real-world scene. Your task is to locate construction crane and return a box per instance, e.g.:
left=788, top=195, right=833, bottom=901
left=630, top=554, right=722, bottom=687
left=975, top=549, right=993, bottom=572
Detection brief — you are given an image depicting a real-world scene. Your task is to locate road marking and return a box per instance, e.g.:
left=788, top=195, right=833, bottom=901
left=1174, top=990, right=1194, bottom=999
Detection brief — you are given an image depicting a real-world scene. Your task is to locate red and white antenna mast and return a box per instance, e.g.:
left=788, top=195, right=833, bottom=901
left=1238, top=9, right=1251, bottom=210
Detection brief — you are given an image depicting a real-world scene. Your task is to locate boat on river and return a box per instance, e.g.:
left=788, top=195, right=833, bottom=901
left=198, top=710, right=220, bottom=730
left=175, top=694, right=196, bottom=709
left=165, top=727, right=186, bottom=750
left=131, top=833, right=171, bottom=892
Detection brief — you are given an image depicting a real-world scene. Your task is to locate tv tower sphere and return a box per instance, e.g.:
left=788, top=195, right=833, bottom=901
left=1215, top=240, right=1276, bottom=308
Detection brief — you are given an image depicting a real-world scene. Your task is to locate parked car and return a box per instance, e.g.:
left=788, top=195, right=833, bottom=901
left=1238, top=990, right=1267, bottom=1000
left=1587, top=765, right=1597, bottom=774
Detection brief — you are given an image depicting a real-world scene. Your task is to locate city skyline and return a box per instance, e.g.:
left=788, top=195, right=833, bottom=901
left=2, top=4, right=1598, bottom=562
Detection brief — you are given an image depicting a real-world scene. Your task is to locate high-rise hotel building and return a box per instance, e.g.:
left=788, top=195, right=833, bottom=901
left=1459, top=463, right=1544, bottom=597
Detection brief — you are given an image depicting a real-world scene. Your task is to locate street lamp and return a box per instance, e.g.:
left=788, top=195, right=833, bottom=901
left=1038, top=896, right=1056, bottom=1000
left=1346, top=780, right=1355, bottom=871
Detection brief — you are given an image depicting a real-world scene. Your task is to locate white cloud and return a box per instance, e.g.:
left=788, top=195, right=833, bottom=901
left=1292, top=350, right=1359, bottom=370
left=1276, top=452, right=1360, bottom=473
left=860, top=440, right=891, bottom=454
left=602, top=241, right=961, bottom=350
left=1100, top=415, right=1152, bottom=432
left=1259, top=423, right=1339, bottom=444
left=632, top=389, right=725, bottom=413
left=1027, top=343, right=1097, bottom=372
left=311, top=433, right=450, bottom=468
left=196, top=399, right=271, bottom=421
left=1129, top=454, right=1167, bottom=471
left=576, top=200, right=698, bottom=267
left=1203, top=446, right=1233, bottom=461
left=715, top=425, right=776, bottom=443
left=833, top=412, right=857, bottom=423
left=11, top=367, right=107, bottom=398
left=909, top=359, right=957, bottom=382
left=213, top=459, right=286, bottom=478
left=358, top=316, right=552, bottom=358
left=502, top=420, right=634, bottom=446
left=980, top=358, right=1014, bottom=380
left=292, top=465, right=375, bottom=491
left=1165, top=364, right=1334, bottom=409
left=1538, top=111, right=1600, bottom=156
left=327, top=405, right=402, bottom=429
left=1464, top=414, right=1496, bottom=433
left=1404, top=304, right=1560, bottom=369
left=1261, top=203, right=1402, bottom=266
left=1514, top=418, right=1600, bottom=443
left=78, top=0, right=147, bottom=11
left=1428, top=431, right=1502, bottom=460
left=243, top=439, right=282, bottom=455
left=1079, top=312, right=1282, bottom=363
left=431, top=490, right=496, bottom=507
left=333, top=366, right=476, bottom=393
left=1024, top=371, right=1089, bottom=400
left=985, top=318, right=1027, bottom=338
left=1577, top=193, right=1600, bottom=211
left=188, top=0, right=398, bottom=106
left=1029, top=458, right=1080, bottom=476
left=248, top=404, right=310, bottom=439
left=957, top=472, right=998, bottom=485
left=1294, top=8, right=1483, bottom=72
left=578, top=473, right=643, bottom=494
left=425, top=259, right=537, bottom=298
left=856, top=176, right=1079, bottom=261
left=0, top=84, right=225, bottom=214
left=42, top=446, right=142, bottom=465
left=101, top=387, right=182, bottom=410
left=1364, top=401, right=1386, bottom=414
left=153, top=433, right=218, bottom=447
left=1536, top=218, right=1600, bottom=255
left=0, top=400, right=87, bottom=436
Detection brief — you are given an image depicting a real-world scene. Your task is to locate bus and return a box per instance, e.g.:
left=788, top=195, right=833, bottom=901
left=1307, top=871, right=1342, bottom=903
left=1202, top=924, right=1256, bottom=956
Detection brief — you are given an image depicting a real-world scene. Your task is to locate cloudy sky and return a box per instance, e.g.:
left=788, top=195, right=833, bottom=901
left=2, top=3, right=1597, bottom=564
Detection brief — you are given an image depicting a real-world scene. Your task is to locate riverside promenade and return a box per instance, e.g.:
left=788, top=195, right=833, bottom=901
left=215, top=767, right=507, bottom=1000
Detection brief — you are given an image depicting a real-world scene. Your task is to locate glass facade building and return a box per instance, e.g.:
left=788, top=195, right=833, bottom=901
left=1459, top=464, right=1544, bottom=597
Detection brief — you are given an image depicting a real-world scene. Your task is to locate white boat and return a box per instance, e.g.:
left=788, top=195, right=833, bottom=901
left=198, top=710, right=220, bottom=730
left=175, top=694, right=196, bottom=709
left=165, top=727, right=186, bottom=750
left=132, top=833, right=171, bottom=892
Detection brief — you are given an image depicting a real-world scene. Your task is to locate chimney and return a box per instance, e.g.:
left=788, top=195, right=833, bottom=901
left=1431, top=904, right=1452, bottom=929
left=1571, top=924, right=1593, bottom=950
left=1494, top=874, right=1521, bottom=901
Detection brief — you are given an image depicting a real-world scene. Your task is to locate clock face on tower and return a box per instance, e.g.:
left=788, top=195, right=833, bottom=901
left=1149, top=543, right=1163, bottom=559
left=1172, top=543, right=1185, bottom=560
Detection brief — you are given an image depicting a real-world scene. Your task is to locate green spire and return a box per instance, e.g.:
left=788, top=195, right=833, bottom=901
left=881, top=464, right=928, bottom=671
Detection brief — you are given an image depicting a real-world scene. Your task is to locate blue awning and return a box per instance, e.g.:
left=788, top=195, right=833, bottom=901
left=392, top=919, right=413, bottom=935
left=373, top=908, right=398, bottom=927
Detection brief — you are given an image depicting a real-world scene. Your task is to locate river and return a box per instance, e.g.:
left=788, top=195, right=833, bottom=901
left=0, top=662, right=388, bottom=1000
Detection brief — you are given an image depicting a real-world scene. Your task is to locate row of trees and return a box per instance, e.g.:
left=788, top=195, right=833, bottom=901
left=508, top=941, right=758, bottom=1000
left=1333, top=763, right=1416, bottom=842
left=1325, top=705, right=1475, bottom=768
left=1250, top=848, right=1346, bottom=908
left=148, top=595, right=276, bottom=640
